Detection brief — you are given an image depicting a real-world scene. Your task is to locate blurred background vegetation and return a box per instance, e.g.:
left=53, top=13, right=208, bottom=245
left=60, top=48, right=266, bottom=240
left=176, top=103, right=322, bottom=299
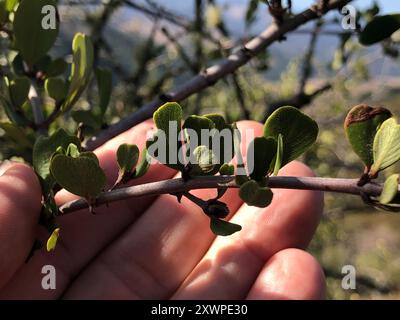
left=1, top=0, right=400, bottom=299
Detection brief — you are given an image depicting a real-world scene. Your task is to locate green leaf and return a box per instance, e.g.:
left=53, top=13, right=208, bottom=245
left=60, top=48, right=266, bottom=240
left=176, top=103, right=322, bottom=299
left=183, top=115, right=215, bottom=142
left=9, top=77, right=30, bottom=108
left=0, top=122, right=32, bottom=148
left=50, top=153, right=106, bottom=198
left=380, top=174, right=399, bottom=205
left=153, top=102, right=183, bottom=136
left=247, top=136, right=276, bottom=181
left=45, top=77, right=68, bottom=102
left=239, top=180, right=273, bottom=208
left=46, top=227, right=60, bottom=252
left=66, top=143, right=80, bottom=158
left=264, top=106, right=318, bottom=166
left=46, top=58, right=68, bottom=77
left=33, top=128, right=80, bottom=181
left=210, top=216, right=241, bottom=236
left=11, top=54, right=25, bottom=75
left=359, top=14, right=400, bottom=46
left=344, top=104, right=392, bottom=167
left=0, top=96, right=28, bottom=125
left=203, top=113, right=227, bottom=131
left=371, top=118, right=400, bottom=175
left=62, top=33, right=94, bottom=112
left=96, top=68, right=112, bottom=116
left=203, top=113, right=235, bottom=164
left=13, top=0, right=59, bottom=66
left=151, top=102, right=184, bottom=170
left=80, top=151, right=100, bottom=165
left=272, top=133, right=283, bottom=176
left=183, top=115, right=215, bottom=163
left=219, top=163, right=234, bottom=175
left=6, top=0, right=19, bottom=11
left=117, top=143, right=139, bottom=174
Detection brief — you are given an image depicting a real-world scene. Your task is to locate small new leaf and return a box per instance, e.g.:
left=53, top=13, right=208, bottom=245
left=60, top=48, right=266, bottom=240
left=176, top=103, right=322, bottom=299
left=33, top=128, right=80, bottom=181
left=62, top=33, right=94, bottom=112
left=66, top=143, right=80, bottom=158
left=219, top=163, right=234, bottom=175
left=272, top=133, right=283, bottom=176
left=46, top=228, right=60, bottom=252
left=371, top=118, right=400, bottom=175
left=380, top=174, right=400, bottom=205
left=210, top=216, right=241, bottom=236
left=190, top=145, right=218, bottom=176
left=239, top=180, right=273, bottom=208
left=117, top=144, right=139, bottom=174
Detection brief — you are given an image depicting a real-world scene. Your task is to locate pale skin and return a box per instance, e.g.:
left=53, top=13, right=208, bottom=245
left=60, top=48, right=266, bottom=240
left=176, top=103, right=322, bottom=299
left=0, top=120, right=325, bottom=299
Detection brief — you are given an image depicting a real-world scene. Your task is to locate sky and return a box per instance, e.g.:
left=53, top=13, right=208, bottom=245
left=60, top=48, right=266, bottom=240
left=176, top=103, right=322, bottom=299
left=289, top=0, right=399, bottom=13
left=149, top=0, right=400, bottom=36
left=162, top=0, right=399, bottom=18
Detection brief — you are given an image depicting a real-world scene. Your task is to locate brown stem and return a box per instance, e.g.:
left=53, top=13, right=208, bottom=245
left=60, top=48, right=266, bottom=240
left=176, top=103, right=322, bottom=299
left=59, top=175, right=383, bottom=215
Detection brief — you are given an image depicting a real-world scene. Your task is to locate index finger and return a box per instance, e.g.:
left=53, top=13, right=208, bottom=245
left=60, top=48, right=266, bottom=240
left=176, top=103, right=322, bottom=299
left=0, top=163, right=42, bottom=289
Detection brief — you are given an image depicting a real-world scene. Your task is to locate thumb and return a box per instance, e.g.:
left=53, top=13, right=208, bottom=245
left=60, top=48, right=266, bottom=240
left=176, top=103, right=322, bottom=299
left=0, top=163, right=42, bottom=289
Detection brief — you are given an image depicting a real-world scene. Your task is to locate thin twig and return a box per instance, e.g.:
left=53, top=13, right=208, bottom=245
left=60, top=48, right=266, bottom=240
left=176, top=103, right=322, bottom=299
left=231, top=73, right=251, bottom=120
left=59, top=175, right=383, bottom=214
left=28, top=83, right=47, bottom=134
left=124, top=0, right=221, bottom=47
left=299, top=20, right=322, bottom=93
left=85, top=0, right=353, bottom=151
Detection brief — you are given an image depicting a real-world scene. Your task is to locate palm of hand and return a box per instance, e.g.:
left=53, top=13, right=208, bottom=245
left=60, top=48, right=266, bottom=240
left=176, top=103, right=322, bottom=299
left=0, top=121, right=325, bottom=299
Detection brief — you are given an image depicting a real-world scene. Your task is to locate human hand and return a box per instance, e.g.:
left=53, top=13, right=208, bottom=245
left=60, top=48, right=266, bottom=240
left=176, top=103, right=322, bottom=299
left=0, top=120, right=325, bottom=299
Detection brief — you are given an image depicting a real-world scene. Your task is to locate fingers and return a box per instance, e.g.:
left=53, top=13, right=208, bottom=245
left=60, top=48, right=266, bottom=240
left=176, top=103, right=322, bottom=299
left=0, top=163, right=42, bottom=289
left=246, top=248, right=326, bottom=300
left=173, top=161, right=323, bottom=299
left=0, top=120, right=176, bottom=299
left=62, top=121, right=262, bottom=299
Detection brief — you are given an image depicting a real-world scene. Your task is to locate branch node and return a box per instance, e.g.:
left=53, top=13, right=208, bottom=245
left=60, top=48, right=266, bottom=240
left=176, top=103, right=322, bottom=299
left=240, top=46, right=255, bottom=59
left=200, top=69, right=217, bottom=87
left=159, top=93, right=174, bottom=102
